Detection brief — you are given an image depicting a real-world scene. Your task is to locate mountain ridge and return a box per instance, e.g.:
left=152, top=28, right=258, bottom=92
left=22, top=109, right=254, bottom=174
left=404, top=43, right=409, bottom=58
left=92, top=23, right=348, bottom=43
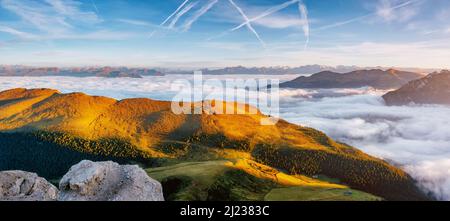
left=383, top=70, right=450, bottom=106
left=0, top=88, right=431, bottom=200
left=0, top=66, right=164, bottom=78
left=280, top=69, right=424, bottom=89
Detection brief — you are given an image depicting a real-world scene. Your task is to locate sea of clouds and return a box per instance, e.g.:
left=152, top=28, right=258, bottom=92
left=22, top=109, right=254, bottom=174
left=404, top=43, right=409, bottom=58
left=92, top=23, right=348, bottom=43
left=1, top=75, right=450, bottom=200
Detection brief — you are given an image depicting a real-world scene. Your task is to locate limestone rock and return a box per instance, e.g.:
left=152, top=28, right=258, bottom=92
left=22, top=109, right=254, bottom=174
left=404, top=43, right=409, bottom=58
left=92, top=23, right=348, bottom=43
left=0, top=171, right=58, bottom=201
left=58, top=160, right=164, bottom=201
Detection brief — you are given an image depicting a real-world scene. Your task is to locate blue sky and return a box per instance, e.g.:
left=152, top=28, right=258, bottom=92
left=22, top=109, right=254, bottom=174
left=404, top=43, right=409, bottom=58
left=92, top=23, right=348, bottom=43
left=0, top=0, right=450, bottom=68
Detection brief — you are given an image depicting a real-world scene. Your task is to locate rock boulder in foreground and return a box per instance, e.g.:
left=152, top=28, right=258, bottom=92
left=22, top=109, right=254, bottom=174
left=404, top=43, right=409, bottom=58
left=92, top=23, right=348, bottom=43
left=58, top=160, right=164, bottom=201
left=0, top=171, right=58, bottom=201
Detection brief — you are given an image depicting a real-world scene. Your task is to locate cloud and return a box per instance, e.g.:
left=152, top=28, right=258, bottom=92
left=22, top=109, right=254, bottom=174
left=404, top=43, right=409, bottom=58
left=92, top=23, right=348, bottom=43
left=0, top=25, right=37, bottom=39
left=260, top=40, right=450, bottom=69
left=375, top=0, right=419, bottom=23
left=44, top=0, right=100, bottom=23
left=314, top=0, right=421, bottom=31
left=278, top=88, right=450, bottom=200
left=0, top=0, right=136, bottom=43
left=116, top=19, right=155, bottom=27
left=1, top=0, right=101, bottom=34
left=0, top=28, right=136, bottom=42
left=251, top=15, right=308, bottom=29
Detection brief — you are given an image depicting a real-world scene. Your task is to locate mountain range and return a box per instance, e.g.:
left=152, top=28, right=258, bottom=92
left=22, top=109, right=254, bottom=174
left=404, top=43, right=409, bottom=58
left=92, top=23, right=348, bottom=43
left=169, top=65, right=437, bottom=75
left=383, top=70, right=450, bottom=106
left=0, top=66, right=164, bottom=78
left=280, top=69, right=424, bottom=89
left=0, top=88, right=431, bottom=201
left=1, top=65, right=438, bottom=77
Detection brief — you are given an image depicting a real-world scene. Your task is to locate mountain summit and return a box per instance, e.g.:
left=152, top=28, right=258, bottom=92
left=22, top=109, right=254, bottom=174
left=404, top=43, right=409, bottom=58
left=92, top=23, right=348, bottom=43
left=280, top=69, right=423, bottom=89
left=383, top=70, right=450, bottom=106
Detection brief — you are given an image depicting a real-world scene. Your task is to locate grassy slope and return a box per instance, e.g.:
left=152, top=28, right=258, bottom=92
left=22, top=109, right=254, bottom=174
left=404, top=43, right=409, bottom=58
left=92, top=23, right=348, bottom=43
left=146, top=160, right=381, bottom=201
left=265, top=187, right=381, bottom=201
left=0, top=88, right=430, bottom=200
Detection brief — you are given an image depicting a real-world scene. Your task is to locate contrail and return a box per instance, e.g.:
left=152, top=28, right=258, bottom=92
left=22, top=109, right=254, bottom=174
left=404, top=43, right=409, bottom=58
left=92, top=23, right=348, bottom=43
left=208, top=0, right=300, bottom=41
left=168, top=1, right=197, bottom=29
left=230, top=0, right=300, bottom=32
left=182, top=0, right=219, bottom=32
left=314, top=0, right=421, bottom=31
left=150, top=0, right=191, bottom=37
left=161, top=0, right=190, bottom=26
left=298, top=1, right=309, bottom=49
left=227, top=0, right=265, bottom=47
left=90, top=0, right=99, bottom=14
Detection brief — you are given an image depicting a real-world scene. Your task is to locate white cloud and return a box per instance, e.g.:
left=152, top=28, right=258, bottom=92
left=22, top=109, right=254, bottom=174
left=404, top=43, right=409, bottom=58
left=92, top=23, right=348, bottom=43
left=1, top=0, right=101, bottom=37
left=445, top=27, right=450, bottom=34
left=260, top=40, right=450, bottom=69
left=314, top=0, right=421, bottom=32
left=253, top=14, right=308, bottom=29
left=1, top=0, right=101, bottom=34
left=278, top=88, right=450, bottom=200
left=375, top=0, right=419, bottom=23
left=0, top=0, right=137, bottom=43
left=116, top=19, right=154, bottom=27
left=0, top=25, right=37, bottom=39
left=44, top=0, right=100, bottom=23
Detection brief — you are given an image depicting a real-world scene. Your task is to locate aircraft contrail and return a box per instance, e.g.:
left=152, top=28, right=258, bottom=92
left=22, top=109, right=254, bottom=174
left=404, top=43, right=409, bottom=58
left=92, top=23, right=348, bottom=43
left=90, top=0, right=99, bottom=14
left=155, top=0, right=306, bottom=48
left=314, top=0, right=421, bottom=31
left=230, top=0, right=300, bottom=32
left=208, top=0, right=302, bottom=41
left=161, top=0, right=190, bottom=26
left=182, top=0, right=219, bottom=32
left=298, top=1, right=309, bottom=49
left=227, top=0, right=265, bottom=47
left=168, top=1, right=197, bottom=29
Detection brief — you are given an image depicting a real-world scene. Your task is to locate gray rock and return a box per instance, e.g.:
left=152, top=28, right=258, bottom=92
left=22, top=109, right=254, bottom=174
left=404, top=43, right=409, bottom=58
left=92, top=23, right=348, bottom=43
left=58, top=160, right=164, bottom=201
left=0, top=171, right=58, bottom=201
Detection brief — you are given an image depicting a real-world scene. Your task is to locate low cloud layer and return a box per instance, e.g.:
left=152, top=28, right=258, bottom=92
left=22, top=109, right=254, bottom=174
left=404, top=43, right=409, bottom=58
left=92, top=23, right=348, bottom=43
left=1, top=75, right=450, bottom=200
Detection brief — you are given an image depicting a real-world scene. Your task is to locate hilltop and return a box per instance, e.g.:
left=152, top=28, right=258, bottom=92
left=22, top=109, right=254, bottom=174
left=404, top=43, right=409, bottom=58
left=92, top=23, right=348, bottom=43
left=0, top=88, right=430, bottom=200
left=383, top=70, right=450, bottom=106
left=280, top=69, right=423, bottom=89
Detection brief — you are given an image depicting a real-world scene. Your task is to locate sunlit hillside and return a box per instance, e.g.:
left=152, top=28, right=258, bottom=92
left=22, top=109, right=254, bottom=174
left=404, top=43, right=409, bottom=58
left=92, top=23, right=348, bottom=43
left=0, top=88, right=430, bottom=200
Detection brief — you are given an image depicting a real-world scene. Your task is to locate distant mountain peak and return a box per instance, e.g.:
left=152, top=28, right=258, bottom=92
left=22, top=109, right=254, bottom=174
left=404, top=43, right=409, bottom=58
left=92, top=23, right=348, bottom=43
left=383, top=70, right=450, bottom=106
left=280, top=69, right=423, bottom=89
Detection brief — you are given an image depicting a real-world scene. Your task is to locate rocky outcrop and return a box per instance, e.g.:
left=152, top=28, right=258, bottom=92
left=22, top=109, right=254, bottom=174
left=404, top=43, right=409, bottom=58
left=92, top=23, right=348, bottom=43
left=58, top=160, right=164, bottom=201
left=0, top=171, right=58, bottom=201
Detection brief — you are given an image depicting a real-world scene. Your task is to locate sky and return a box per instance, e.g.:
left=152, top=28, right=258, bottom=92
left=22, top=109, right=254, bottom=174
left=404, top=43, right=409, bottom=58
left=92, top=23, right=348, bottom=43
left=0, top=0, right=450, bottom=68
